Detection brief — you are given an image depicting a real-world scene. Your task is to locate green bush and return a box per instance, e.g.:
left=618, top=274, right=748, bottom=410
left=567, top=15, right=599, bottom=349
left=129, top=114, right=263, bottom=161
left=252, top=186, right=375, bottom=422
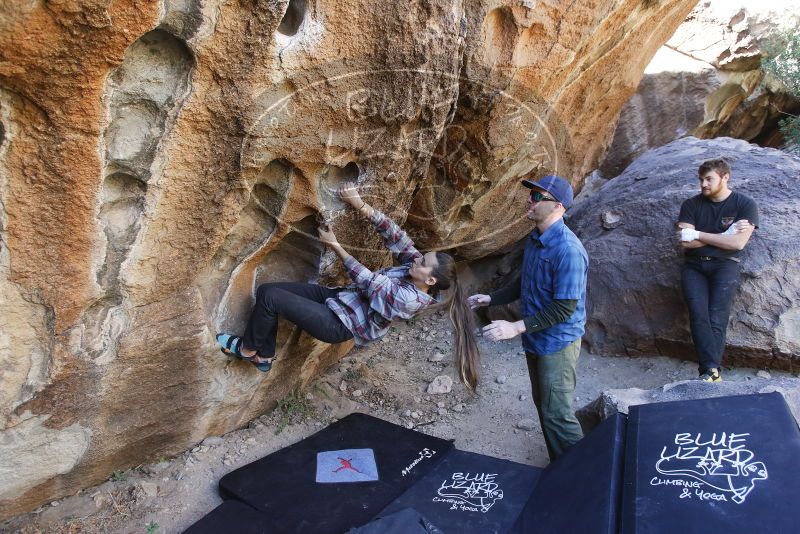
left=275, top=390, right=314, bottom=434
left=762, top=28, right=800, bottom=150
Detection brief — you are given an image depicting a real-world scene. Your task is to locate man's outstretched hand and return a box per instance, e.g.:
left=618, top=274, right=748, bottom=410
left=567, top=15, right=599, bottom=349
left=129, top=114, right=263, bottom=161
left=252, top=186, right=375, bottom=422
left=482, top=320, right=525, bottom=342
left=467, top=294, right=491, bottom=310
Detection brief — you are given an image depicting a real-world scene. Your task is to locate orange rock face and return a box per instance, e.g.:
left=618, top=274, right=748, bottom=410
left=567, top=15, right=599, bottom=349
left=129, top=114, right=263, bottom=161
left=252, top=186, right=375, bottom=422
left=0, top=0, right=696, bottom=517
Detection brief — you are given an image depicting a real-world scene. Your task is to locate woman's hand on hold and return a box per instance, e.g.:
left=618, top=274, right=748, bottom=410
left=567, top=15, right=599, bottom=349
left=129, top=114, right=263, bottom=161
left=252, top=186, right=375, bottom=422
left=318, top=225, right=338, bottom=247
left=339, top=182, right=363, bottom=208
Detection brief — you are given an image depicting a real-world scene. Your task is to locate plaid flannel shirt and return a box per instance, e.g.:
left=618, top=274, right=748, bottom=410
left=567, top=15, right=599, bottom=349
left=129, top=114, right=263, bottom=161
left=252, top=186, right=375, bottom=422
left=326, top=210, right=438, bottom=346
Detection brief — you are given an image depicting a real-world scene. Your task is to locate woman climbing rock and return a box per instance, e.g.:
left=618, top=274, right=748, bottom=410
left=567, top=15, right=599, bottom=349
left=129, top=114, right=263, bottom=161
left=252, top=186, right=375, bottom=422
left=217, top=183, right=481, bottom=390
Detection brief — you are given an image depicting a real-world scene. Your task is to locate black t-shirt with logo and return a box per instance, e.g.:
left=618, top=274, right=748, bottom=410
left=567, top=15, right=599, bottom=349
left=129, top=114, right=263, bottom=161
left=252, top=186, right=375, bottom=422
left=677, top=191, right=759, bottom=260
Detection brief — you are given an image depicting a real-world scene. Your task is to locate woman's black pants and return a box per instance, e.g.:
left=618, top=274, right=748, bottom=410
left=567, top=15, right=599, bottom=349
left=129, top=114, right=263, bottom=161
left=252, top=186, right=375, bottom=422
left=242, top=283, right=354, bottom=357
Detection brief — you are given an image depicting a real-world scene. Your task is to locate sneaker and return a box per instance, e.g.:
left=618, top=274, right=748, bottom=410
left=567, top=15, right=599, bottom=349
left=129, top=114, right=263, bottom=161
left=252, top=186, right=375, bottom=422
left=697, top=368, right=722, bottom=382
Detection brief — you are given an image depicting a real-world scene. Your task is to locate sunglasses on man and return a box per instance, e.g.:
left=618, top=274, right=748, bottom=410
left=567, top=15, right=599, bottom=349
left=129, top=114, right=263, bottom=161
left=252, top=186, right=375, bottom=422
left=530, top=190, right=559, bottom=203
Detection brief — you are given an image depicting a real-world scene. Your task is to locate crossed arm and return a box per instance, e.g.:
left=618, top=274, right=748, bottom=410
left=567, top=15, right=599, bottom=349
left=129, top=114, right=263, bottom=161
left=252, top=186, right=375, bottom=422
left=677, top=220, right=755, bottom=251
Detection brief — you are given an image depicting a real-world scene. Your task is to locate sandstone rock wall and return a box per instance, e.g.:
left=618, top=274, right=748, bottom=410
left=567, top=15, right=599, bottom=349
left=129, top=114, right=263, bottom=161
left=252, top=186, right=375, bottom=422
left=601, top=0, right=800, bottom=177
left=0, top=0, right=697, bottom=517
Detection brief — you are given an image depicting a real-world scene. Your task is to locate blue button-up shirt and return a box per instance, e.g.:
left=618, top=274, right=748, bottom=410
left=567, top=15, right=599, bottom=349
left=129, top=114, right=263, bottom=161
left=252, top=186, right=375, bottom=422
left=521, top=218, right=588, bottom=355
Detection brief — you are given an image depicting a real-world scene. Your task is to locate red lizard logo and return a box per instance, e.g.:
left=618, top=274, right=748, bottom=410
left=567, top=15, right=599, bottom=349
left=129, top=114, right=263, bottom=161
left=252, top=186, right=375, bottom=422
left=333, top=457, right=363, bottom=474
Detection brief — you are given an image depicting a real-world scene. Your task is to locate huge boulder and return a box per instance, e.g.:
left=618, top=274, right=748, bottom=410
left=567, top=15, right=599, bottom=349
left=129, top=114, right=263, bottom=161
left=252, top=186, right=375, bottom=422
left=601, top=0, right=800, bottom=177
left=568, top=136, right=800, bottom=368
left=0, top=0, right=698, bottom=518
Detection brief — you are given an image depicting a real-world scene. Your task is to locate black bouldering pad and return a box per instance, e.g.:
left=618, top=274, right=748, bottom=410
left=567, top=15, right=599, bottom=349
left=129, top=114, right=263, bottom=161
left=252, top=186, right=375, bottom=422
left=510, top=412, right=627, bottom=534
left=182, top=500, right=272, bottom=534
left=620, top=392, right=800, bottom=534
left=347, top=507, right=444, bottom=534
left=219, top=412, right=454, bottom=534
left=377, top=449, right=542, bottom=533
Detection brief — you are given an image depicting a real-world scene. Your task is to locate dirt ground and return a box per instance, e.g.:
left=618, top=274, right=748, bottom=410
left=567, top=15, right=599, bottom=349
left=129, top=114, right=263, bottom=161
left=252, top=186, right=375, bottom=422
left=3, top=312, right=793, bottom=534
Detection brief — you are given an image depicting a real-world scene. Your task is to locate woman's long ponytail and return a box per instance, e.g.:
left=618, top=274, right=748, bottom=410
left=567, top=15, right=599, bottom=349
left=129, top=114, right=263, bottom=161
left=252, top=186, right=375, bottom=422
left=431, top=252, right=481, bottom=392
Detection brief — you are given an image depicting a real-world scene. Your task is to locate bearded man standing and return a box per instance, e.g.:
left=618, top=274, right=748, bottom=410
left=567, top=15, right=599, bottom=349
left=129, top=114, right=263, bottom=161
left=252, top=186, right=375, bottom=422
left=677, top=159, right=758, bottom=382
left=469, top=175, right=588, bottom=461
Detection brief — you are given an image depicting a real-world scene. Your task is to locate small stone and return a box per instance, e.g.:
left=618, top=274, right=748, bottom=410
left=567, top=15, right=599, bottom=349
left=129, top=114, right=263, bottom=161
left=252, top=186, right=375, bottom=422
left=404, top=409, right=412, bottom=417
left=425, top=335, right=433, bottom=342
left=139, top=482, right=158, bottom=497
left=191, top=446, right=201, bottom=453
left=405, top=421, right=415, bottom=429
left=50, top=501, right=60, bottom=507
left=398, top=335, right=405, bottom=342
left=519, top=394, right=526, bottom=401
left=427, top=352, right=445, bottom=363
left=601, top=209, right=624, bottom=230
left=496, top=375, right=507, bottom=384
left=305, top=392, right=314, bottom=400
left=223, top=458, right=233, bottom=466
left=426, top=375, right=453, bottom=394
left=437, top=401, right=445, bottom=408
left=245, top=437, right=256, bottom=445
left=411, top=411, right=420, bottom=419
left=516, top=419, right=536, bottom=431
left=352, top=389, right=363, bottom=397
left=756, top=370, right=772, bottom=379
left=93, top=493, right=111, bottom=508
left=175, top=472, right=184, bottom=481
left=452, top=403, right=465, bottom=412
left=202, top=436, right=224, bottom=447
left=339, top=381, right=348, bottom=392
left=145, top=460, right=171, bottom=475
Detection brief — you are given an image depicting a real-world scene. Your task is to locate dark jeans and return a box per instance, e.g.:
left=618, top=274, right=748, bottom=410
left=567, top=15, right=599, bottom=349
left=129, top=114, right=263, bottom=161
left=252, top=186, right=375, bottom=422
left=681, top=258, right=741, bottom=372
left=242, top=283, right=354, bottom=357
left=525, top=339, right=584, bottom=461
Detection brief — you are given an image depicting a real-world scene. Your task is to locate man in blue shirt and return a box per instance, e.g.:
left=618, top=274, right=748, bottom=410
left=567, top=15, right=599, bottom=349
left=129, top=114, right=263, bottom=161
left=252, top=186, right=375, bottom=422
left=469, top=175, right=588, bottom=460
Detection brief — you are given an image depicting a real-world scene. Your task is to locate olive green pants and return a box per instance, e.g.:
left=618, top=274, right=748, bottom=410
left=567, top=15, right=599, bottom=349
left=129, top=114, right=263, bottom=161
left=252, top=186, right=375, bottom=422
left=525, top=339, right=584, bottom=461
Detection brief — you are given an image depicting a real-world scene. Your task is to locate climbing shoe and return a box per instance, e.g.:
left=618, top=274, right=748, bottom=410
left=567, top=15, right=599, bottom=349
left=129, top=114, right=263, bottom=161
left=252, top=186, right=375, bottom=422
left=697, top=368, right=721, bottom=382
